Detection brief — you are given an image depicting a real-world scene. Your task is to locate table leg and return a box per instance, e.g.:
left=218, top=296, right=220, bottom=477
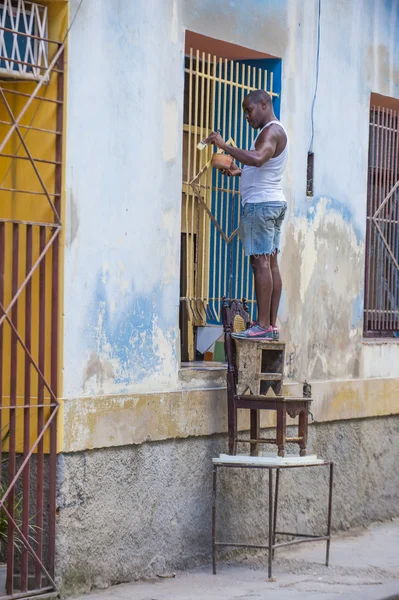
left=276, top=406, right=286, bottom=457
left=227, top=390, right=236, bottom=455
left=326, top=462, right=334, bottom=566
left=272, top=468, right=280, bottom=558
left=268, top=468, right=273, bottom=579
left=298, top=407, right=308, bottom=456
left=250, top=409, right=260, bottom=456
left=212, top=466, right=217, bottom=574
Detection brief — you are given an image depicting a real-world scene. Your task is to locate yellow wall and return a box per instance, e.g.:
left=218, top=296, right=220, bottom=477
left=0, top=0, right=68, bottom=453
left=61, top=376, right=399, bottom=453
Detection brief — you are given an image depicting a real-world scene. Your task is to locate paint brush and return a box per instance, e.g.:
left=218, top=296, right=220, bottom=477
left=197, top=129, right=221, bottom=151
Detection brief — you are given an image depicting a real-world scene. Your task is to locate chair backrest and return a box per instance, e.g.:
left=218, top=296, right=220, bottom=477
left=221, top=298, right=250, bottom=394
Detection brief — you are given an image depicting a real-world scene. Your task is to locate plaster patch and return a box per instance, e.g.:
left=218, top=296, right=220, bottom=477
left=66, top=189, right=80, bottom=247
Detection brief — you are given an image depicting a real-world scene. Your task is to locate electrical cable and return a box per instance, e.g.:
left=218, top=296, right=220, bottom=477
left=309, top=0, right=321, bottom=153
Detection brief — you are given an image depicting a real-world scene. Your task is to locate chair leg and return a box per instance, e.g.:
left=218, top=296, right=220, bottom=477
left=276, top=405, right=286, bottom=457
left=250, top=409, right=259, bottom=456
left=298, top=407, right=308, bottom=456
left=227, top=392, right=237, bottom=455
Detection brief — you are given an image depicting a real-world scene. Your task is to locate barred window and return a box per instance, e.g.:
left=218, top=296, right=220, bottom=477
left=0, top=0, right=48, bottom=81
left=364, top=96, right=399, bottom=337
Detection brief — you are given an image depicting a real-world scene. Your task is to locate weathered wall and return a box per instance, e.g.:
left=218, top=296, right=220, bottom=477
left=61, top=0, right=399, bottom=449
left=55, top=414, right=399, bottom=595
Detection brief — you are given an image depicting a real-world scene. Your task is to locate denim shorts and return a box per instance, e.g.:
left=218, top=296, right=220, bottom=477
left=239, top=201, right=287, bottom=256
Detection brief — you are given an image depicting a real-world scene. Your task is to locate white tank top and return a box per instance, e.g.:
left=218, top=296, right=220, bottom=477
left=240, top=120, right=289, bottom=205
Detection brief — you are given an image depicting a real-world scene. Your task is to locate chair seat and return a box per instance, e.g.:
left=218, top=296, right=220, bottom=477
left=236, top=395, right=312, bottom=403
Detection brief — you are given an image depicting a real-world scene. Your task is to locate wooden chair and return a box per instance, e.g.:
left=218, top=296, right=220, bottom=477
left=221, top=298, right=312, bottom=457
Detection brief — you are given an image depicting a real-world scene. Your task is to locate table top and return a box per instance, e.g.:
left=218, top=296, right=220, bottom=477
left=212, top=454, right=330, bottom=468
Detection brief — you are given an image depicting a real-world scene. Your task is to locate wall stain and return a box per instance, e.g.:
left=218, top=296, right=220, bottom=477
left=83, top=352, right=115, bottom=394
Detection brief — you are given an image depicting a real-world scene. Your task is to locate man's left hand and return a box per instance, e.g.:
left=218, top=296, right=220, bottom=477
left=204, top=131, right=225, bottom=149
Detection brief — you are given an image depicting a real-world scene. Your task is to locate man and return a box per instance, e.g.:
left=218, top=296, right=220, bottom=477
left=205, top=89, right=288, bottom=340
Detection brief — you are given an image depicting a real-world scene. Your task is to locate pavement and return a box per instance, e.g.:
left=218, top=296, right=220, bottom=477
left=73, top=519, right=399, bottom=600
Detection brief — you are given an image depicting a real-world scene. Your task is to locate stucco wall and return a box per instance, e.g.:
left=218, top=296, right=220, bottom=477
left=55, top=415, right=399, bottom=595
left=62, top=0, right=399, bottom=417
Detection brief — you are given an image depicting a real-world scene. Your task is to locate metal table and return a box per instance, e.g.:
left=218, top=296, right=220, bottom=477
left=212, top=459, right=333, bottom=579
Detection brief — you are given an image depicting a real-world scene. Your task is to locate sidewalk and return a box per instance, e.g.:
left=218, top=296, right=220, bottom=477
left=73, top=519, right=399, bottom=600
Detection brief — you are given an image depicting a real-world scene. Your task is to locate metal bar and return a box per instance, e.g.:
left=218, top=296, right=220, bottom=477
left=185, top=50, right=193, bottom=327
left=217, top=59, right=226, bottom=313
left=0, top=152, right=61, bottom=165
left=382, top=108, right=389, bottom=331
left=273, top=536, right=329, bottom=549
left=0, top=302, right=57, bottom=403
left=0, top=587, right=54, bottom=600
left=393, top=110, right=399, bottom=328
left=274, top=531, right=326, bottom=538
left=268, top=468, right=273, bottom=579
left=221, top=59, right=228, bottom=305
left=0, top=226, right=60, bottom=328
left=0, top=23, right=62, bottom=45
left=390, top=109, right=396, bottom=329
left=326, top=462, right=334, bottom=566
left=48, top=50, right=64, bottom=579
left=6, top=223, right=19, bottom=596
left=200, top=52, right=211, bottom=312
left=239, top=63, right=246, bottom=309
left=21, top=224, right=33, bottom=591
left=0, top=186, right=60, bottom=197
left=0, top=406, right=59, bottom=511
left=0, top=120, right=61, bottom=135
left=272, top=468, right=279, bottom=558
left=234, top=61, right=240, bottom=301
left=0, top=53, right=63, bottom=73
left=372, top=219, right=399, bottom=272
left=0, top=87, right=60, bottom=106
left=0, top=87, right=61, bottom=223
left=210, top=53, right=218, bottom=321
left=215, top=542, right=270, bottom=549
left=0, top=403, right=58, bottom=410
left=0, top=222, right=4, bottom=482
left=35, top=226, right=46, bottom=588
left=212, top=466, right=217, bottom=575
left=0, top=218, right=56, bottom=227
left=0, top=503, right=56, bottom=588
left=191, top=49, right=200, bottom=320
left=374, top=107, right=383, bottom=330
left=368, top=108, right=377, bottom=331
left=236, top=438, right=277, bottom=444
left=0, top=41, right=65, bottom=154
left=217, top=462, right=330, bottom=470
left=245, top=66, right=253, bottom=313
left=184, top=68, right=280, bottom=97
left=226, top=61, right=234, bottom=301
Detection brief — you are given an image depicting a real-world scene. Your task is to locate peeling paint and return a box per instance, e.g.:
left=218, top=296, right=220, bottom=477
left=281, top=197, right=364, bottom=382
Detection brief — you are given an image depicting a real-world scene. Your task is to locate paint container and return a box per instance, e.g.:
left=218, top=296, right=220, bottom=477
left=211, top=153, right=233, bottom=171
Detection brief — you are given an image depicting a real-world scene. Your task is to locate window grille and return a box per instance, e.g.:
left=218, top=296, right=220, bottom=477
left=364, top=104, right=399, bottom=337
left=0, top=0, right=48, bottom=80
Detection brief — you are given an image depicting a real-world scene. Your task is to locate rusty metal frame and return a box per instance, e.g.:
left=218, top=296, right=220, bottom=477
left=0, top=14, right=65, bottom=597
left=212, top=461, right=334, bottom=580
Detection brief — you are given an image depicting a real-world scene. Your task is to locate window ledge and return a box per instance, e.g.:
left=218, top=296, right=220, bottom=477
left=362, top=338, right=399, bottom=345
left=181, top=361, right=227, bottom=371
left=179, top=362, right=227, bottom=389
